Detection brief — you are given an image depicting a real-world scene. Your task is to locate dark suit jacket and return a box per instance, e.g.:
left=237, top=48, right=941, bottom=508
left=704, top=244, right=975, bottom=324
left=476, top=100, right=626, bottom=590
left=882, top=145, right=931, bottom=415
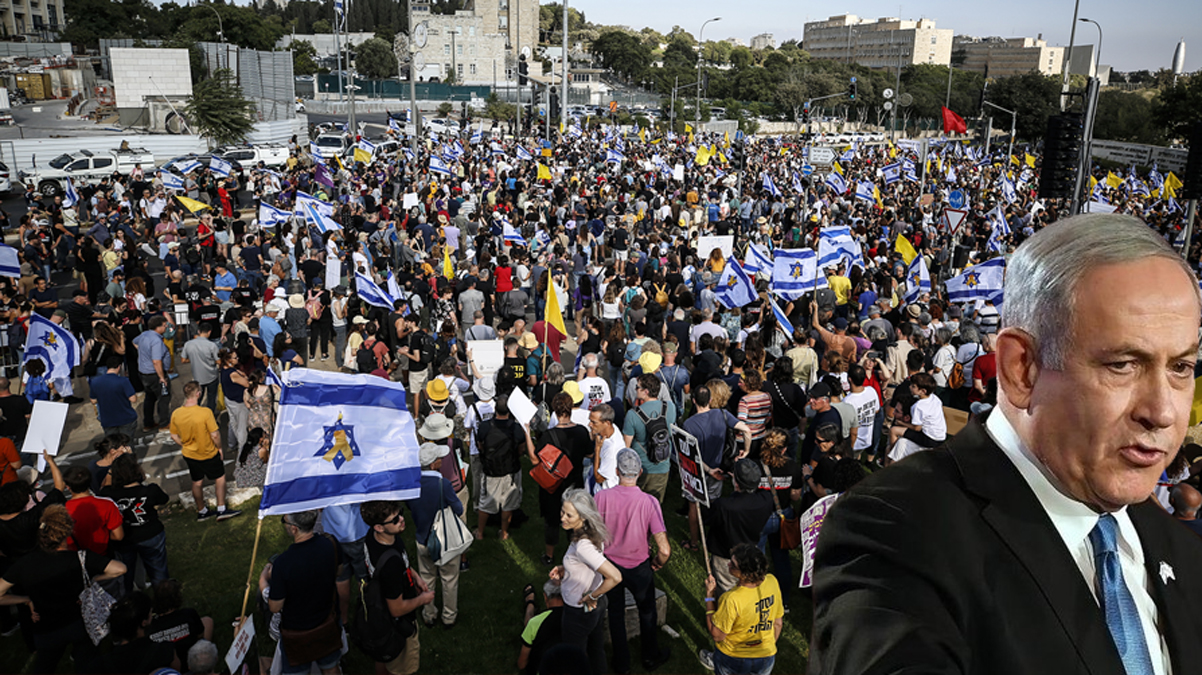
left=809, top=422, right=1202, bottom=674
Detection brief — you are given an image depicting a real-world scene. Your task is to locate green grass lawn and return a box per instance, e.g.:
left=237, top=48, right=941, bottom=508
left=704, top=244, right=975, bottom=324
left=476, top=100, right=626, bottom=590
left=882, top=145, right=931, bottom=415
left=3, top=473, right=812, bottom=674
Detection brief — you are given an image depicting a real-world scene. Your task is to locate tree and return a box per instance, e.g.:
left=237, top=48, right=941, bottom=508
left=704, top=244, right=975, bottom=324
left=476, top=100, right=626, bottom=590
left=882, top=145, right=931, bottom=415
left=984, top=71, right=1062, bottom=140
left=60, top=0, right=157, bottom=47
left=438, top=102, right=454, bottom=116
left=591, top=30, right=652, bottom=81
left=354, top=37, right=398, bottom=79
left=312, top=18, right=332, bottom=33
left=1095, top=90, right=1163, bottom=145
left=483, top=93, right=516, bottom=121
left=289, top=40, right=322, bottom=76
left=701, top=40, right=732, bottom=65
left=1153, top=73, right=1202, bottom=142
left=729, top=46, right=754, bottom=70
left=173, top=3, right=287, bottom=51
left=185, top=68, right=257, bottom=147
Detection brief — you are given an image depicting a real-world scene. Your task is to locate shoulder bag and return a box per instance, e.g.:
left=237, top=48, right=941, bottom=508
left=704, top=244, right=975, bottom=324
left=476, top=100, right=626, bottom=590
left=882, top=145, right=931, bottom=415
left=78, top=551, right=116, bottom=646
left=760, top=463, right=801, bottom=551
left=427, top=478, right=474, bottom=567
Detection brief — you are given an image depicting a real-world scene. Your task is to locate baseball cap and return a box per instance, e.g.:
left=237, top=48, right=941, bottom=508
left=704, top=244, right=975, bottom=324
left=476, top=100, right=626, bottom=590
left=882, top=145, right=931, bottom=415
left=733, top=459, right=762, bottom=492
left=808, top=381, right=833, bottom=399
left=833, top=317, right=849, bottom=330
left=616, top=448, right=642, bottom=478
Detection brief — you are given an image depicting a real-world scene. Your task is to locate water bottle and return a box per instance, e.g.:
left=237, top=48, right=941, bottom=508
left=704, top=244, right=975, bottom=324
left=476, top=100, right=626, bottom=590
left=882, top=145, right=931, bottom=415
left=161, top=380, right=170, bottom=397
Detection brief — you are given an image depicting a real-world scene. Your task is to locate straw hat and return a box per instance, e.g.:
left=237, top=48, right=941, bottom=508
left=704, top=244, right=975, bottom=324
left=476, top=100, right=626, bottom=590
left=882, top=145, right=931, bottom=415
left=288, top=294, right=305, bottom=309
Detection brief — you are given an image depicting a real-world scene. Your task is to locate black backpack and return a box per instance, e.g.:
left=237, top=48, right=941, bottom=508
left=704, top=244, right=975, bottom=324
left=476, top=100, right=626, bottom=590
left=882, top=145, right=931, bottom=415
left=637, top=401, right=673, bottom=463
left=349, top=548, right=415, bottom=662
left=357, top=338, right=378, bottom=373
left=478, top=420, right=517, bottom=477
left=417, top=332, right=436, bottom=367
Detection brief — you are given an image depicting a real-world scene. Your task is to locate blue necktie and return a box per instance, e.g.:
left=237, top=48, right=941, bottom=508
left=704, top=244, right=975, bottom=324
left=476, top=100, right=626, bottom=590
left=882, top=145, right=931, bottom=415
left=1089, top=514, right=1155, bottom=675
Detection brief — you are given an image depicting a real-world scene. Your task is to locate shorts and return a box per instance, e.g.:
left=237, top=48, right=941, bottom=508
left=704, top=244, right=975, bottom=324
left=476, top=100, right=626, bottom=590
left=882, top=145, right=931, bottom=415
left=383, top=629, right=420, bottom=674
left=903, top=428, right=944, bottom=448
left=614, top=249, right=629, bottom=261
left=478, top=473, right=522, bottom=514
left=409, top=368, right=430, bottom=394
left=185, top=454, right=225, bottom=481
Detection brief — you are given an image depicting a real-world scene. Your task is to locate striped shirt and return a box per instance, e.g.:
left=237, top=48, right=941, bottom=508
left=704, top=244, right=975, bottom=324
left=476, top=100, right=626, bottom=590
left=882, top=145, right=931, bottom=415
left=737, top=392, right=773, bottom=440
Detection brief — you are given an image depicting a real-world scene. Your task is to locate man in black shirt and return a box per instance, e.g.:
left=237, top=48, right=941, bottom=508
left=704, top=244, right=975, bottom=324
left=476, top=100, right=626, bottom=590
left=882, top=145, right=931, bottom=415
left=398, top=315, right=432, bottom=410
left=182, top=278, right=211, bottom=313
left=705, top=459, right=773, bottom=594
left=190, top=297, right=222, bottom=342
left=359, top=501, right=434, bottom=675
left=230, top=279, right=255, bottom=308
left=299, top=250, right=325, bottom=290
left=62, top=289, right=99, bottom=342
left=29, top=277, right=57, bottom=318
left=0, top=377, right=33, bottom=445
left=239, top=234, right=265, bottom=291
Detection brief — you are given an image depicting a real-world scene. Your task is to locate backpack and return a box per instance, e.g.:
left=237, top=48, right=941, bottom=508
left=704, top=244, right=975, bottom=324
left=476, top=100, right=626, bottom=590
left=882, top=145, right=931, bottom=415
left=25, top=375, right=51, bottom=404
left=305, top=292, right=323, bottom=320
left=653, top=283, right=669, bottom=309
left=948, top=361, right=966, bottom=390
left=417, top=332, right=436, bottom=367
left=478, top=421, right=517, bottom=477
left=636, top=401, right=673, bottom=464
left=349, top=548, right=415, bottom=663
left=357, top=338, right=379, bottom=373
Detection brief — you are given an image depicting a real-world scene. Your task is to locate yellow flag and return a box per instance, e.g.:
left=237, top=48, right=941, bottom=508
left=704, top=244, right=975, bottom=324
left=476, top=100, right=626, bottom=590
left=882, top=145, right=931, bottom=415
left=1191, top=376, right=1202, bottom=426
left=1089, top=175, right=1098, bottom=190
left=685, top=123, right=694, bottom=144
left=1166, top=172, right=1184, bottom=190
left=1165, top=182, right=1178, bottom=199
left=638, top=127, right=646, bottom=143
left=443, top=245, right=454, bottom=280
left=717, top=151, right=728, bottom=165
left=723, top=131, right=730, bottom=148
left=1106, top=172, right=1122, bottom=189
left=353, top=147, right=372, bottom=164
left=1010, top=155, right=1020, bottom=166
left=333, top=154, right=345, bottom=171
left=1025, top=152, right=1036, bottom=168
left=889, top=144, right=897, bottom=159
left=649, top=138, right=662, bottom=145
left=695, top=145, right=711, bottom=166
left=175, top=195, right=210, bottom=213
left=873, top=185, right=883, bottom=209
left=537, top=163, right=552, bottom=181
left=833, top=161, right=844, bottom=176
left=895, top=235, right=919, bottom=265
left=544, top=279, right=568, bottom=340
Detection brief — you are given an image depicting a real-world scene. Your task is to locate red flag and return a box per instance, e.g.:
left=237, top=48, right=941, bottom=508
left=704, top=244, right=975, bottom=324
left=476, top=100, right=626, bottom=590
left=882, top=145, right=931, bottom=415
left=941, top=106, right=967, bottom=135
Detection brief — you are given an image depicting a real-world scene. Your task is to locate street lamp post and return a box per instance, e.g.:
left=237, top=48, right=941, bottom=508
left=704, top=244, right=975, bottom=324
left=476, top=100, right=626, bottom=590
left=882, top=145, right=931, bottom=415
left=1079, top=18, right=1103, bottom=78
left=696, top=17, right=720, bottom=129
left=200, top=4, right=224, bottom=70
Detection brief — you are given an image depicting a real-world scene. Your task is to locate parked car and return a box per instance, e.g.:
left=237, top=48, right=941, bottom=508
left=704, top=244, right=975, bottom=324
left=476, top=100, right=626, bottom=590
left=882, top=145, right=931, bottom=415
left=214, top=143, right=290, bottom=168
left=312, top=132, right=351, bottom=160
left=19, top=147, right=155, bottom=197
left=425, top=118, right=460, bottom=135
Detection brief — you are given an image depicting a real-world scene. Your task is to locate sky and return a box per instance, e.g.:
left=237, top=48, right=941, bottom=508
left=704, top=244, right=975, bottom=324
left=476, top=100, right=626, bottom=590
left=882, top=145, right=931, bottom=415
left=572, top=0, right=1201, bottom=73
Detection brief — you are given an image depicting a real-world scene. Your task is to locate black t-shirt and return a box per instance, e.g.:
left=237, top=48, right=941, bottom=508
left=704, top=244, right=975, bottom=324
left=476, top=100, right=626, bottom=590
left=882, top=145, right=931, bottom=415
left=811, top=454, right=841, bottom=493
left=765, top=380, right=808, bottom=428
left=192, top=304, right=221, bottom=336
left=240, top=245, right=263, bottom=272
left=147, top=607, right=205, bottom=663
left=504, top=356, right=528, bottom=386
left=800, top=408, right=843, bottom=465
left=4, top=548, right=110, bottom=633
left=100, top=482, right=169, bottom=543
left=231, top=286, right=255, bottom=307
left=64, top=301, right=95, bottom=340
left=758, top=458, right=803, bottom=507
left=610, top=228, right=629, bottom=251
left=183, top=284, right=211, bottom=312
left=167, top=281, right=185, bottom=304
left=707, top=490, right=774, bottom=559
left=91, top=636, right=176, bottom=675
left=0, top=491, right=66, bottom=566
left=534, top=425, right=591, bottom=491
left=521, top=607, right=565, bottom=675
left=30, top=288, right=58, bottom=317
left=0, top=393, right=33, bottom=439
left=301, top=259, right=324, bottom=284
left=365, top=532, right=418, bottom=606
left=268, top=535, right=341, bottom=631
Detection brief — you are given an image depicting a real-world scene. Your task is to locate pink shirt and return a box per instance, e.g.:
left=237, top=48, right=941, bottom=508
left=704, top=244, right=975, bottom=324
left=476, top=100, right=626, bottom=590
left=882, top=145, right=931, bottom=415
left=596, top=485, right=666, bottom=568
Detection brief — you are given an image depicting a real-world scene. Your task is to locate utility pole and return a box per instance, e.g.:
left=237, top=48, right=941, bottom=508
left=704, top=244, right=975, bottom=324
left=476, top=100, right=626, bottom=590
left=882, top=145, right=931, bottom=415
left=696, top=17, right=721, bottom=130
left=560, top=0, right=569, bottom=136
left=514, top=0, right=521, bottom=138
left=334, top=1, right=343, bottom=103
left=407, top=1, right=421, bottom=154
left=890, top=31, right=901, bottom=142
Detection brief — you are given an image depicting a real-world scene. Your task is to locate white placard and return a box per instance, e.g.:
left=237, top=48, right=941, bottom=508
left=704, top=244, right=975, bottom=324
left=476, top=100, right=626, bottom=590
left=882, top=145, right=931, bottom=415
left=225, top=616, right=256, bottom=675
left=507, top=387, right=539, bottom=428
left=325, top=256, right=341, bottom=290
left=467, top=339, right=504, bottom=379
left=695, top=235, right=734, bottom=261
left=402, top=193, right=420, bottom=210
left=673, top=164, right=685, bottom=182
left=21, top=400, right=69, bottom=473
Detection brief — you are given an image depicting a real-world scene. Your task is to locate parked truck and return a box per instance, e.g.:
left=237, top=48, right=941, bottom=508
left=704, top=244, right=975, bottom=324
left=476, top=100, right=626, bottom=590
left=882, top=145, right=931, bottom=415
left=18, top=147, right=156, bottom=197
left=213, top=143, right=291, bottom=169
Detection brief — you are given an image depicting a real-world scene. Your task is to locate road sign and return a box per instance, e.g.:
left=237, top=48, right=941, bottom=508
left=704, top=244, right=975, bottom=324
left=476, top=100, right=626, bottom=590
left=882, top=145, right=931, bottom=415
left=810, top=147, right=836, bottom=166
left=883, top=88, right=894, bottom=99
left=944, top=208, right=969, bottom=234
left=883, top=102, right=893, bottom=111
left=850, top=76, right=857, bottom=83
left=801, top=164, right=814, bottom=177
left=948, top=189, right=967, bottom=209
left=404, top=124, right=416, bottom=135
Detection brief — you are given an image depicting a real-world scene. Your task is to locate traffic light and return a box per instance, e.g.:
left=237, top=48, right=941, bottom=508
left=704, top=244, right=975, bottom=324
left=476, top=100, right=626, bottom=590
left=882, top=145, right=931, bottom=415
left=1038, top=113, right=1084, bottom=201
left=1183, top=121, right=1202, bottom=199
left=518, top=55, right=528, bottom=86
left=848, top=79, right=857, bottom=101
left=803, top=100, right=811, bottom=125
left=549, top=86, right=560, bottom=120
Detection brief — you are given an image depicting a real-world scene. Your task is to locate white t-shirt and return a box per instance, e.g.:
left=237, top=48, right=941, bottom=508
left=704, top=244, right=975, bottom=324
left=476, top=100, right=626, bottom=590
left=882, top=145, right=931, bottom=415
left=911, top=395, right=947, bottom=441
left=464, top=399, right=496, bottom=457
left=560, top=538, right=606, bottom=608
left=594, top=428, right=622, bottom=491
left=932, top=344, right=956, bottom=388
left=843, top=388, right=881, bottom=451
left=578, top=376, right=611, bottom=411
left=955, top=343, right=983, bottom=389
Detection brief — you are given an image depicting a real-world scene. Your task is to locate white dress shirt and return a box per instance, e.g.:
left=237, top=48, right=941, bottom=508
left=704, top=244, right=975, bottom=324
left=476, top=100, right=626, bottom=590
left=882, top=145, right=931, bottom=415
left=986, top=410, right=1171, bottom=675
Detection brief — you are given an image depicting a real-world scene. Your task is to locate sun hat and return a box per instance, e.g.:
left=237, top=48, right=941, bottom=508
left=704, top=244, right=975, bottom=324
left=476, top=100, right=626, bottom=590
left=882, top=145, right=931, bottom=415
left=418, top=413, right=454, bottom=440
left=419, top=442, right=449, bottom=467
left=426, top=379, right=450, bottom=402
left=288, top=294, right=305, bottom=309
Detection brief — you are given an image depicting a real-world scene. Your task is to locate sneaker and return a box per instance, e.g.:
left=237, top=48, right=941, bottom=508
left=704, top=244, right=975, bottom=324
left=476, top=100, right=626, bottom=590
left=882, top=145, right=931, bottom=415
left=697, top=649, right=714, bottom=671
left=216, top=508, right=242, bottom=522
left=540, top=554, right=554, bottom=566
left=197, top=508, right=216, bottom=521
left=459, top=559, right=470, bottom=572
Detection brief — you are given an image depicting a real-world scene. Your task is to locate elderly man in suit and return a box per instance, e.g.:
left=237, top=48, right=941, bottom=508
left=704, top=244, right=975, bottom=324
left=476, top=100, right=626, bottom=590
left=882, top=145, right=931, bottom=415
left=810, top=213, right=1202, bottom=675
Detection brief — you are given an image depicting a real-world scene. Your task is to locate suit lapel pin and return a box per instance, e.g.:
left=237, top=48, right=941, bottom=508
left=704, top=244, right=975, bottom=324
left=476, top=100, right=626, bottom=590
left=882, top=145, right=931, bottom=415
left=1159, top=561, right=1175, bottom=585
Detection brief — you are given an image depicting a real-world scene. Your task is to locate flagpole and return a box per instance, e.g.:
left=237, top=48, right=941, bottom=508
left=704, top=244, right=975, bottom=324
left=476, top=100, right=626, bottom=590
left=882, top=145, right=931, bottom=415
left=1183, top=199, right=1198, bottom=258
left=238, top=517, right=265, bottom=626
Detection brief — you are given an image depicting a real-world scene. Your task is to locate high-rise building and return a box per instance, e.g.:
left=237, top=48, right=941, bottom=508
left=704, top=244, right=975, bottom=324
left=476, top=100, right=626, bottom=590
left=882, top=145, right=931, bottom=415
left=953, top=36, right=1064, bottom=78
left=803, top=14, right=953, bottom=69
left=1, top=0, right=66, bottom=40
left=750, top=33, right=775, bottom=50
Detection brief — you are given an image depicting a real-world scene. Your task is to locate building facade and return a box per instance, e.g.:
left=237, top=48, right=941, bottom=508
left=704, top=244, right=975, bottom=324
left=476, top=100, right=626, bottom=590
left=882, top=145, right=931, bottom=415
left=750, top=33, right=775, bottom=50
left=803, top=14, right=953, bottom=69
left=953, top=36, right=1064, bottom=78
left=409, top=0, right=538, bottom=85
left=0, top=0, right=65, bottom=40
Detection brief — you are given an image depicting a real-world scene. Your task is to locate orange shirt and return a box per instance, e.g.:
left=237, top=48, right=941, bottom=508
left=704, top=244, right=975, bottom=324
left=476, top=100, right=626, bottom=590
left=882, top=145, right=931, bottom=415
left=0, top=438, right=19, bottom=485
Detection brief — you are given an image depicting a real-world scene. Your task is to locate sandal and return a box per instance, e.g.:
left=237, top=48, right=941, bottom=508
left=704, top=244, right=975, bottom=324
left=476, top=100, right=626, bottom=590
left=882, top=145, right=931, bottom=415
left=681, top=541, right=700, bottom=552
left=521, top=583, right=536, bottom=616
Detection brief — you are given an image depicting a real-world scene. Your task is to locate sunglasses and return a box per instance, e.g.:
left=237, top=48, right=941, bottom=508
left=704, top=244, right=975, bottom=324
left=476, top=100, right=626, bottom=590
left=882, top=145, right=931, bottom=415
left=384, top=514, right=402, bottom=526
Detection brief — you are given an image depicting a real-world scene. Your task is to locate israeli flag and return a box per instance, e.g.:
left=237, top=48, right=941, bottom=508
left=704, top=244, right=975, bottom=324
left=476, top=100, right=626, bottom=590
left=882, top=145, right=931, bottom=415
left=986, top=205, right=1011, bottom=236
left=881, top=162, right=902, bottom=185
left=470, top=129, right=482, bottom=145
left=429, top=156, right=453, bottom=176
left=176, top=158, right=203, bottom=175
left=903, top=255, right=931, bottom=303
left=854, top=181, right=875, bottom=203
left=946, top=166, right=958, bottom=183
left=516, top=146, right=533, bottom=161
left=402, top=147, right=415, bottom=160
left=355, top=271, right=396, bottom=310
left=386, top=271, right=404, bottom=306
left=743, top=243, right=774, bottom=274
left=817, top=226, right=864, bottom=270
left=568, top=125, right=583, bottom=139
left=825, top=172, right=847, bottom=195
left=772, top=249, right=826, bottom=301
left=715, top=256, right=756, bottom=309
left=767, top=294, right=794, bottom=337
left=259, top=202, right=292, bottom=228
left=903, top=159, right=918, bottom=182
left=605, top=149, right=626, bottom=164
left=310, top=141, right=323, bottom=157
left=946, top=257, right=1006, bottom=303
left=0, top=244, right=19, bottom=278
left=999, top=173, right=1017, bottom=204
left=1167, top=197, right=1182, bottom=214
left=840, top=147, right=856, bottom=162
left=259, top=369, right=422, bottom=517
left=503, top=222, right=528, bottom=247
left=63, top=178, right=80, bottom=208
left=389, top=118, right=402, bottom=134
left=792, top=172, right=804, bottom=194
left=159, top=170, right=185, bottom=192
left=295, top=191, right=334, bottom=218
left=23, top=313, right=81, bottom=385
left=209, top=156, right=234, bottom=178
left=762, top=173, right=781, bottom=197
left=535, top=229, right=551, bottom=249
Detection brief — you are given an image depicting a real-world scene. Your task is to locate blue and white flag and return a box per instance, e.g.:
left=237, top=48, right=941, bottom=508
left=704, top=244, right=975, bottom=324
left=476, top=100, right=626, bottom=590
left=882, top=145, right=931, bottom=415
left=0, top=244, right=19, bottom=278
left=23, top=313, right=81, bottom=383
left=568, top=125, right=583, bottom=139
left=605, top=149, right=626, bottom=164
left=986, top=205, right=1011, bottom=236
left=772, top=248, right=826, bottom=301
left=258, top=202, right=292, bottom=228
left=402, top=146, right=415, bottom=160
left=176, top=158, right=203, bottom=175
left=389, top=118, right=402, bottom=134
left=209, top=156, right=233, bottom=178
left=159, top=170, right=185, bottom=192
left=999, top=173, right=1017, bottom=204
left=310, top=141, right=323, bottom=158
left=817, top=226, right=864, bottom=270
left=503, top=222, right=528, bottom=247
left=386, top=271, right=404, bottom=306
left=854, top=181, right=875, bottom=203
left=903, top=254, right=931, bottom=303
left=902, top=158, right=919, bottom=182
left=792, top=172, right=805, bottom=194
left=63, top=178, right=80, bottom=208
left=470, top=129, right=482, bottom=145
left=946, top=257, right=1006, bottom=303
left=260, top=369, right=422, bottom=517
left=840, top=147, right=856, bottom=163
left=767, top=294, right=794, bottom=337
left=355, top=271, right=396, bottom=310
left=715, top=256, right=756, bottom=309
left=1167, top=197, right=1182, bottom=214
left=762, top=173, right=781, bottom=197
left=516, top=146, right=533, bottom=161
left=300, top=199, right=341, bottom=232
left=881, top=162, right=902, bottom=185
left=743, top=243, right=773, bottom=274
left=825, top=172, right=847, bottom=195
left=429, top=156, right=453, bottom=176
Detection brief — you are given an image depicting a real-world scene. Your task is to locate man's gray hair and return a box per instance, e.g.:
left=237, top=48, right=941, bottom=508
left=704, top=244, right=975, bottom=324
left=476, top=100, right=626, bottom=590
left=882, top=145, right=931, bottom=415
left=286, top=509, right=319, bottom=533
left=590, top=403, right=615, bottom=423
left=543, top=580, right=563, bottom=598
left=582, top=353, right=599, bottom=370
left=187, top=639, right=219, bottom=674
left=1003, top=214, right=1199, bottom=369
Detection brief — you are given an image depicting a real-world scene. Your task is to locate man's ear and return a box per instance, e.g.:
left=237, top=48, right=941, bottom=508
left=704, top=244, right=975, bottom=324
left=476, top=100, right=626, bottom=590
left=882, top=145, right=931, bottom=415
left=995, top=327, right=1040, bottom=410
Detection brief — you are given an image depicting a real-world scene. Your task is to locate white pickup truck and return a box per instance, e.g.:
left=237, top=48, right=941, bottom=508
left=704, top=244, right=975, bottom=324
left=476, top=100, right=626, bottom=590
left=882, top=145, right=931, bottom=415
left=214, top=143, right=291, bottom=168
left=19, top=147, right=156, bottom=197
